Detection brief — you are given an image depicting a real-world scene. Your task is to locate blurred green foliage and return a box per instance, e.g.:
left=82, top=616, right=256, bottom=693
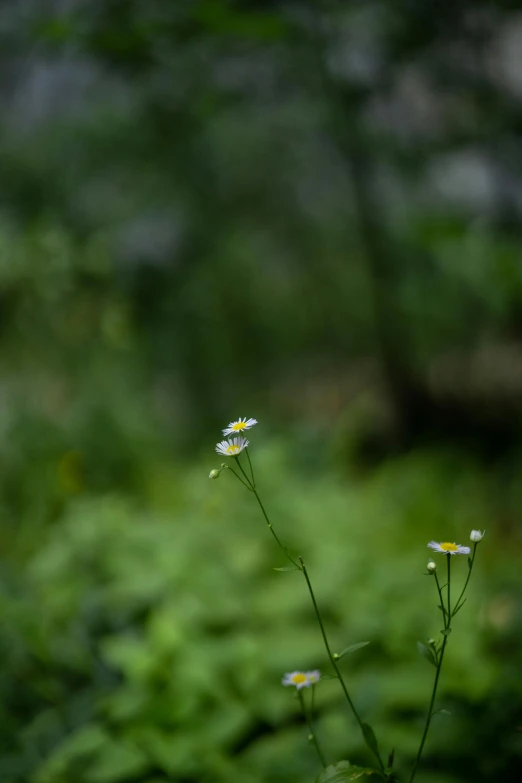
left=1, top=439, right=521, bottom=782
left=1, top=1, right=522, bottom=781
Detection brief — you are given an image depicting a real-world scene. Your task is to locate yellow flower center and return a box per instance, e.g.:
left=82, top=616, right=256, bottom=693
left=226, top=444, right=241, bottom=454
left=439, top=542, right=458, bottom=552
left=232, top=421, right=246, bottom=431
left=291, top=673, right=307, bottom=685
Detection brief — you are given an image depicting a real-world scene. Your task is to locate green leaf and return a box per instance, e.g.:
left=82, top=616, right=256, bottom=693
left=440, top=628, right=452, bottom=636
left=273, top=566, right=299, bottom=571
left=437, top=708, right=451, bottom=715
left=417, top=641, right=437, bottom=667
left=345, top=766, right=382, bottom=780
left=320, top=673, right=339, bottom=681
left=452, top=598, right=467, bottom=616
left=194, top=2, right=288, bottom=41
left=315, top=761, right=382, bottom=782
left=336, top=642, right=370, bottom=659
left=362, top=723, right=380, bottom=761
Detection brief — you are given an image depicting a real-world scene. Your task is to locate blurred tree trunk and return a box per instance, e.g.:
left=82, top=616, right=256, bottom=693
left=345, top=137, right=430, bottom=448
left=310, top=9, right=429, bottom=448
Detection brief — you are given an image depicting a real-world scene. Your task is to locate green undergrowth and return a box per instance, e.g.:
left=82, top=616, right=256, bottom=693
left=0, top=443, right=520, bottom=782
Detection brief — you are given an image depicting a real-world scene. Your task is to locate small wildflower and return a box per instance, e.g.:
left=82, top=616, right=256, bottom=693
left=305, top=669, right=321, bottom=684
left=282, top=671, right=311, bottom=690
left=209, top=469, right=221, bottom=479
left=470, top=529, right=485, bottom=542
left=222, top=417, right=258, bottom=437
left=215, top=436, right=249, bottom=457
left=428, top=541, right=471, bottom=556
left=427, top=561, right=437, bottom=573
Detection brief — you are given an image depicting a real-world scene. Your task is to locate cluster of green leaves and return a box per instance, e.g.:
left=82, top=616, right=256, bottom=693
left=1, top=438, right=521, bottom=782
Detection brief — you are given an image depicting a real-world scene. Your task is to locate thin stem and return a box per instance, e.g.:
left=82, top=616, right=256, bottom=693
left=452, top=543, right=477, bottom=616
left=446, top=553, right=451, bottom=626
left=245, top=448, right=256, bottom=487
left=409, top=635, right=448, bottom=783
left=433, top=572, right=447, bottom=627
left=242, top=469, right=301, bottom=569
left=227, top=465, right=254, bottom=492
left=299, top=556, right=385, bottom=773
left=409, top=556, right=452, bottom=783
left=234, top=455, right=254, bottom=489
left=298, top=689, right=327, bottom=769
left=233, top=451, right=384, bottom=772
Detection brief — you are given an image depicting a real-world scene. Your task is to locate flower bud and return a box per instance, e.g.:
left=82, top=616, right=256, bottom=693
left=470, top=529, right=485, bottom=542
left=427, top=561, right=437, bottom=574
left=209, top=469, right=221, bottom=480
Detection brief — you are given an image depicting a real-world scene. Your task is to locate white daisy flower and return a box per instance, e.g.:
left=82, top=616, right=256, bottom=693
left=305, top=670, right=321, bottom=684
left=470, top=529, right=485, bottom=542
left=222, top=417, right=258, bottom=437
left=427, top=541, right=471, bottom=556
left=282, top=671, right=312, bottom=690
left=215, top=436, right=249, bottom=457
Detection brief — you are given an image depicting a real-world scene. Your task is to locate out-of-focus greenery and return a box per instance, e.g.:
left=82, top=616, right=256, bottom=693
left=1, top=436, right=521, bottom=782
left=1, top=1, right=522, bottom=782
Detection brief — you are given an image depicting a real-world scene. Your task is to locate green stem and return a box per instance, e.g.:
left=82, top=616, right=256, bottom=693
left=433, top=572, right=447, bottom=627
left=234, top=455, right=255, bottom=490
left=298, top=689, right=327, bottom=769
left=409, top=634, right=448, bottom=783
left=227, top=465, right=254, bottom=492
left=245, top=448, right=256, bottom=487
left=409, top=555, right=452, bottom=783
left=299, top=556, right=385, bottom=774
left=446, top=553, right=451, bottom=626
left=231, top=456, right=293, bottom=565
left=248, top=479, right=301, bottom=570
left=233, top=453, right=384, bottom=773
left=452, top=543, right=477, bottom=616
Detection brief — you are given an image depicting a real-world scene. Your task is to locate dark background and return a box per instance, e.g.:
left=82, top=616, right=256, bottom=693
left=0, top=1, right=521, bottom=782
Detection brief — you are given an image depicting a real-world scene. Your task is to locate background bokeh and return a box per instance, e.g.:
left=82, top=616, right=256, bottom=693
left=1, top=1, right=522, bottom=782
